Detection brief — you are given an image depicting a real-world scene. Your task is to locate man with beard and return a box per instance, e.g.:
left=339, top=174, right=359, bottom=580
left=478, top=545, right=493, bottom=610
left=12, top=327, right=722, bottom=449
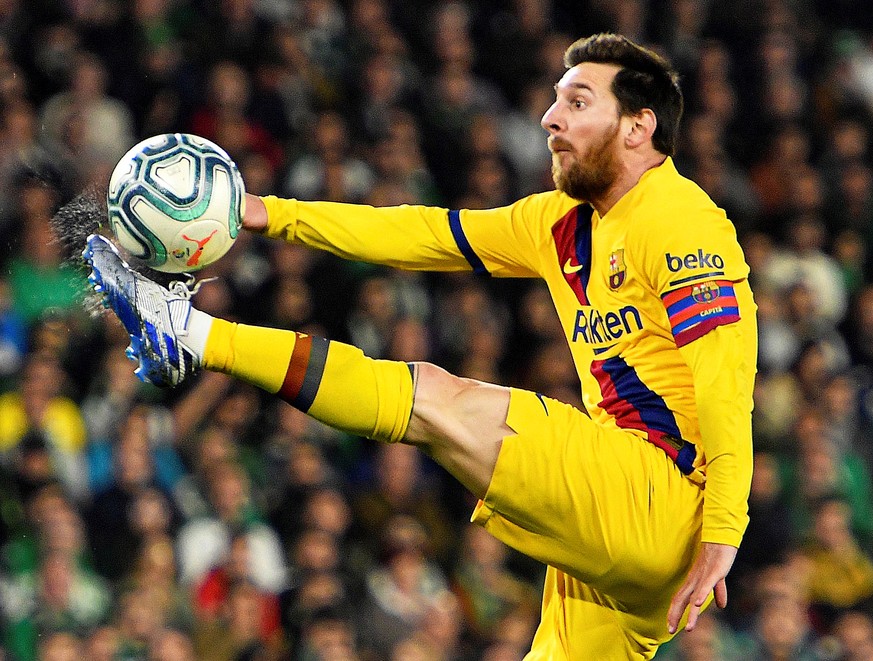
left=84, top=34, right=757, bottom=660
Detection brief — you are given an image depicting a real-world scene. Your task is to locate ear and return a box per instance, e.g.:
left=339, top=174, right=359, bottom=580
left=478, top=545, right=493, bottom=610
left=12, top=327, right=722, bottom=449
left=625, top=108, right=657, bottom=149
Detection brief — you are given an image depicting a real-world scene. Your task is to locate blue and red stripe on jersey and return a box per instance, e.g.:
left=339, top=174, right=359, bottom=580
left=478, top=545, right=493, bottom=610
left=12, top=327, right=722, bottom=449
left=661, top=280, right=740, bottom=348
left=590, top=352, right=697, bottom=475
left=552, top=204, right=594, bottom=306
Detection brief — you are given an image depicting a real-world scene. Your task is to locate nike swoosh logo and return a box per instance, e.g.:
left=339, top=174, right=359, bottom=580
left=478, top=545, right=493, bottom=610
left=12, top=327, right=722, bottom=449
left=563, top=258, right=584, bottom=274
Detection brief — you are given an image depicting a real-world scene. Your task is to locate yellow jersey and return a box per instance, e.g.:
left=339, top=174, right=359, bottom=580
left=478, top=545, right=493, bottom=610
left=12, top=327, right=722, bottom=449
left=261, top=156, right=756, bottom=548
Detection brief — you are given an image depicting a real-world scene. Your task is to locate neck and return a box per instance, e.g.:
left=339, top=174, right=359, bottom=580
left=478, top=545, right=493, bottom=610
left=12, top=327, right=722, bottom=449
left=590, top=153, right=667, bottom=216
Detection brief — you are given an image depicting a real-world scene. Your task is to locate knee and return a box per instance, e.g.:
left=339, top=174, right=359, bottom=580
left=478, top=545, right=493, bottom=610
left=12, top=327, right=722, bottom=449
left=406, top=361, right=509, bottom=445
left=405, top=362, right=510, bottom=497
left=407, top=362, right=475, bottom=441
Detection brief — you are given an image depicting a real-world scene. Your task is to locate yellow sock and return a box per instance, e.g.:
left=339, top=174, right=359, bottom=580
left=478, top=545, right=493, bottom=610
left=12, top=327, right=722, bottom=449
left=203, top=319, right=414, bottom=443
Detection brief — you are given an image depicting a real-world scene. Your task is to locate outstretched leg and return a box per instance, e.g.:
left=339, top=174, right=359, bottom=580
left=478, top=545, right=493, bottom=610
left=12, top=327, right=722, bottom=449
left=84, top=234, right=509, bottom=496
left=204, top=321, right=509, bottom=495
left=202, top=318, right=414, bottom=444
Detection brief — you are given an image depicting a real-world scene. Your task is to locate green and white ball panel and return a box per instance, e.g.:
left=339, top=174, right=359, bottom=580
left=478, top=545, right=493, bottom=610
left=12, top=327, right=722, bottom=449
left=149, top=152, right=201, bottom=210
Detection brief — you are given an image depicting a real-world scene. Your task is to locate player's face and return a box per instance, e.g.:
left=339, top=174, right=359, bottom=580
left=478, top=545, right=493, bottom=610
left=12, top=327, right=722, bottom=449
left=541, top=62, right=624, bottom=202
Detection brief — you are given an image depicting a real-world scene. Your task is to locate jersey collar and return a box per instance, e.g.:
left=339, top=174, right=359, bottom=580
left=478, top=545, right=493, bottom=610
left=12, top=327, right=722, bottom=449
left=595, top=157, right=676, bottom=224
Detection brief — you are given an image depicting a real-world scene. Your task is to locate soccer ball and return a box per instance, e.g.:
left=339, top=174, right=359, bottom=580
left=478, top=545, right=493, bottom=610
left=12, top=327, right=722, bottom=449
left=107, top=133, right=245, bottom=273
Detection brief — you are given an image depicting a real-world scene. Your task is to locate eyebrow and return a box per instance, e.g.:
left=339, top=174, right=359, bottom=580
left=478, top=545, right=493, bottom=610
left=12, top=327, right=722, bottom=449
left=554, top=82, right=595, bottom=94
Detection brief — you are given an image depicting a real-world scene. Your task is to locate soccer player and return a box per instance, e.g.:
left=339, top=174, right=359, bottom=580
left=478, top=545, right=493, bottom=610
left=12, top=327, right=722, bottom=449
left=84, top=33, right=756, bottom=660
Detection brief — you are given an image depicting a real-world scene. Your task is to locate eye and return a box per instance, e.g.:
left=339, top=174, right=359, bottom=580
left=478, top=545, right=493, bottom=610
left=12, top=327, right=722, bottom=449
left=573, top=98, right=587, bottom=109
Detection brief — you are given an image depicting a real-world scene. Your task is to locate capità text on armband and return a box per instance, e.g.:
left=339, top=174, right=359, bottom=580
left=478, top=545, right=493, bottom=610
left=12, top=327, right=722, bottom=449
left=571, top=305, right=643, bottom=344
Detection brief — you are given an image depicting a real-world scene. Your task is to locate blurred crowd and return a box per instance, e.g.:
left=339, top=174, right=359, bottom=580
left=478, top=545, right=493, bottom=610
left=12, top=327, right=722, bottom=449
left=3, top=0, right=873, bottom=659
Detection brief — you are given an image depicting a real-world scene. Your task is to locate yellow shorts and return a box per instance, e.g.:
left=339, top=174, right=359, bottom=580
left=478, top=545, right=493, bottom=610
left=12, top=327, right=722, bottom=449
left=471, top=388, right=707, bottom=660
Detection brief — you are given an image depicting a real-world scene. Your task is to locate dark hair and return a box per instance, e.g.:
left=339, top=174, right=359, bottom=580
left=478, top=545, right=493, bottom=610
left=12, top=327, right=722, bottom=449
left=564, top=33, right=683, bottom=156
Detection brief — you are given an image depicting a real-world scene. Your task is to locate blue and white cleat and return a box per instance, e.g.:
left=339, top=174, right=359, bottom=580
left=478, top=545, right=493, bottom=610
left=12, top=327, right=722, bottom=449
left=83, top=234, right=199, bottom=387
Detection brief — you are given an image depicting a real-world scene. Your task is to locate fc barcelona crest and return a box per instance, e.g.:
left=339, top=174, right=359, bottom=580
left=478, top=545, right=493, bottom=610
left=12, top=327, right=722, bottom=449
left=692, top=281, right=720, bottom=303
left=608, top=249, right=626, bottom=289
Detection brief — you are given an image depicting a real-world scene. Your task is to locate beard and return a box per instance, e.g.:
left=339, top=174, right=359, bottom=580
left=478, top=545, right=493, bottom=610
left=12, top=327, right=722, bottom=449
left=552, top=121, right=621, bottom=202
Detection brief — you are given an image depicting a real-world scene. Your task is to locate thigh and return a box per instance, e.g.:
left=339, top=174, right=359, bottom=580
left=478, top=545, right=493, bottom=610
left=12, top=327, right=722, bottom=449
left=471, top=388, right=704, bottom=600
left=526, top=568, right=713, bottom=660
left=525, top=569, right=655, bottom=661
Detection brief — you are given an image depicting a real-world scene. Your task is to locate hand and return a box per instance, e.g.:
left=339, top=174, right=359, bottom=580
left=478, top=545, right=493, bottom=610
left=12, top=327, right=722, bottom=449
left=667, top=541, right=737, bottom=634
left=242, top=193, right=268, bottom=233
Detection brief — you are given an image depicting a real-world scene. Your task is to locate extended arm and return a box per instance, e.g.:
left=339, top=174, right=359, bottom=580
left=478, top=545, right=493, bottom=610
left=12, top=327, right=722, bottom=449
left=243, top=192, right=571, bottom=277
left=243, top=193, right=471, bottom=272
left=667, top=280, right=757, bottom=631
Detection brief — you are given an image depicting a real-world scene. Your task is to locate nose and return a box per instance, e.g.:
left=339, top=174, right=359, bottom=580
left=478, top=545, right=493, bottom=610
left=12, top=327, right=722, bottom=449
left=541, top=100, right=563, bottom=133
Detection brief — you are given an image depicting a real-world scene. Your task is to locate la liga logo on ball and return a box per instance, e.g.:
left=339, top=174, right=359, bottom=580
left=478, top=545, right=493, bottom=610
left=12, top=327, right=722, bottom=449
left=107, top=133, right=245, bottom=273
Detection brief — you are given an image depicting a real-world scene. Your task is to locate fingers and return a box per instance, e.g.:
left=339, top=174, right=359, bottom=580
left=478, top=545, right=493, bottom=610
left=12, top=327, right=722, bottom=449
left=714, top=578, right=728, bottom=609
left=668, top=543, right=737, bottom=634
left=667, top=581, right=694, bottom=634
left=684, top=586, right=711, bottom=632
left=667, top=574, right=723, bottom=634
left=684, top=600, right=702, bottom=632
